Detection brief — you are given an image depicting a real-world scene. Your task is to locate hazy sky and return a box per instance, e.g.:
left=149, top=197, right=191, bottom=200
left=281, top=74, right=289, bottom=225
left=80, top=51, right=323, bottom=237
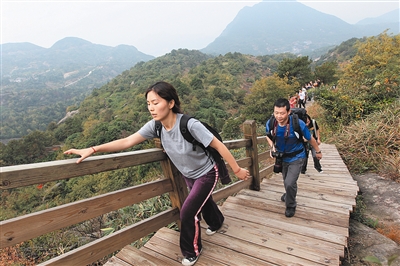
left=1, top=1, right=399, bottom=57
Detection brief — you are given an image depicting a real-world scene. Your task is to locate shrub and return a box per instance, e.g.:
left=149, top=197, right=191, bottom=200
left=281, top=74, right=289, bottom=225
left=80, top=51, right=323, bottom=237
left=329, top=101, right=400, bottom=181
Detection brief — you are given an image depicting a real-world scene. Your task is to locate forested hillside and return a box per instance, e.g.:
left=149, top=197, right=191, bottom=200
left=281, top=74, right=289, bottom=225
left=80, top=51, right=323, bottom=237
left=1, top=34, right=389, bottom=167
left=1, top=32, right=399, bottom=265
left=44, top=49, right=298, bottom=152
left=0, top=37, right=154, bottom=139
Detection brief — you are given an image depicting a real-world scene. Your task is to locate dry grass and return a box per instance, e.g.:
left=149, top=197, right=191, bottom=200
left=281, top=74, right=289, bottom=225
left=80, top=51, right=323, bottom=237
left=328, top=101, right=400, bottom=182
left=306, top=102, right=328, bottom=140
left=306, top=101, right=325, bottom=119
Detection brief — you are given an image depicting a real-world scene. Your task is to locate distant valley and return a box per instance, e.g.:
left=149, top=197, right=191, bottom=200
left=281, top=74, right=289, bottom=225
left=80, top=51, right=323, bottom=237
left=1, top=38, right=154, bottom=139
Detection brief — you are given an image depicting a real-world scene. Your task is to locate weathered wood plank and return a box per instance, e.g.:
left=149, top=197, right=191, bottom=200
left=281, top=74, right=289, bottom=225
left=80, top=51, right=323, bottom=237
left=298, top=182, right=358, bottom=196
left=140, top=247, right=183, bottom=265
left=201, top=216, right=344, bottom=258
left=104, top=256, right=133, bottom=266
left=0, top=149, right=167, bottom=189
left=144, top=229, right=227, bottom=266
left=260, top=182, right=356, bottom=207
left=299, top=174, right=358, bottom=185
left=258, top=150, right=274, bottom=162
left=221, top=202, right=348, bottom=244
left=1, top=179, right=173, bottom=248
left=212, top=178, right=252, bottom=203
left=243, top=120, right=261, bottom=191
left=201, top=228, right=321, bottom=265
left=239, top=188, right=352, bottom=214
left=154, top=227, right=275, bottom=266
left=227, top=194, right=349, bottom=227
left=39, top=208, right=179, bottom=266
left=200, top=219, right=340, bottom=265
left=115, top=245, right=176, bottom=266
left=224, top=194, right=350, bottom=235
left=265, top=177, right=358, bottom=197
left=223, top=138, right=251, bottom=150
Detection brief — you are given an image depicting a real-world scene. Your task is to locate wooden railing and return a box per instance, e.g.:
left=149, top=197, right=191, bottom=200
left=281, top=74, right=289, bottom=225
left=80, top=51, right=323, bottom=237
left=0, top=120, right=274, bottom=265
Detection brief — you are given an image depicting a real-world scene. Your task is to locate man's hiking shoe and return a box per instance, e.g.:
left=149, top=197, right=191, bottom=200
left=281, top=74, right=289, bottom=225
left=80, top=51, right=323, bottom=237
left=318, top=170, right=324, bottom=173
left=285, top=206, right=296, bottom=218
left=206, top=227, right=217, bottom=236
left=182, top=249, right=202, bottom=266
left=281, top=193, right=286, bottom=202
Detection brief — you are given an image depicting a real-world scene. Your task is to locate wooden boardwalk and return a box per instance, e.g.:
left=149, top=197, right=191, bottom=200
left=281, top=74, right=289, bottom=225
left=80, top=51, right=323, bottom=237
left=105, top=143, right=359, bottom=266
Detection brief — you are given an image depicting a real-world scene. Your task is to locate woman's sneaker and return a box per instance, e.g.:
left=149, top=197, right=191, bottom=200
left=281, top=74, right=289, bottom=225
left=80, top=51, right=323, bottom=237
left=206, top=227, right=217, bottom=236
left=182, top=256, right=199, bottom=266
left=182, top=249, right=202, bottom=266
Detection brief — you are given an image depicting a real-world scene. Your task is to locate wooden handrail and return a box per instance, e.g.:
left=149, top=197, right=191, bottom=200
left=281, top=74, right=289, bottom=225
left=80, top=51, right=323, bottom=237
left=1, top=179, right=173, bottom=248
left=41, top=208, right=180, bottom=266
left=0, top=120, right=273, bottom=265
left=0, top=148, right=167, bottom=189
left=244, top=120, right=261, bottom=190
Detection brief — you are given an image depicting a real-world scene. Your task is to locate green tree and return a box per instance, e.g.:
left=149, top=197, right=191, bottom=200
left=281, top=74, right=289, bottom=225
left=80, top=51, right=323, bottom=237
left=318, top=32, right=400, bottom=126
left=242, top=74, right=296, bottom=124
left=338, top=32, right=400, bottom=110
left=222, top=117, right=245, bottom=140
left=277, top=56, right=312, bottom=86
left=1, top=131, right=57, bottom=165
left=54, top=116, right=83, bottom=142
left=314, top=61, right=339, bottom=86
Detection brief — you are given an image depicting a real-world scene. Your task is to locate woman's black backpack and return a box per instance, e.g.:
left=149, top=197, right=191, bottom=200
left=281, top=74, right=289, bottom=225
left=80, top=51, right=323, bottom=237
left=155, top=114, right=231, bottom=184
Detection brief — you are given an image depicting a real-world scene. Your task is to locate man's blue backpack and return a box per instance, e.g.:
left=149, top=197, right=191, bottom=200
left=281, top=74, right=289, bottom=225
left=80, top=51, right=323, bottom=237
left=155, top=114, right=231, bottom=184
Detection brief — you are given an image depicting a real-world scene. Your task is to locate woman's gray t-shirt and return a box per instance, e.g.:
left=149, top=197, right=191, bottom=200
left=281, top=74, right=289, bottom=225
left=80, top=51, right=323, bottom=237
left=138, top=114, right=215, bottom=179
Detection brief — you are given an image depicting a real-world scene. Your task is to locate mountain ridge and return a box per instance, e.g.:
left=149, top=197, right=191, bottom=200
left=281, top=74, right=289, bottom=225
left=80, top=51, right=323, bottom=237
left=356, top=9, right=400, bottom=25
left=201, top=2, right=399, bottom=56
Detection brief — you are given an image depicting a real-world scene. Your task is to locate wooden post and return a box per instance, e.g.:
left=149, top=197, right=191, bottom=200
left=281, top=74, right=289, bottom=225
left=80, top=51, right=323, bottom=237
left=243, top=120, right=260, bottom=191
left=154, top=139, right=187, bottom=229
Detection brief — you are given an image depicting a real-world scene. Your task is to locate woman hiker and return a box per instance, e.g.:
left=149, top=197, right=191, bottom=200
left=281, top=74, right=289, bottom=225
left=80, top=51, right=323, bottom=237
left=64, top=81, right=250, bottom=266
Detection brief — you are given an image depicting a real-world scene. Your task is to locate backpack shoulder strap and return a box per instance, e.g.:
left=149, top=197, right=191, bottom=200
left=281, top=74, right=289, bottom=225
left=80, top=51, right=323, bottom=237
left=312, top=119, right=317, bottom=139
left=268, top=116, right=275, bottom=132
left=180, top=114, right=203, bottom=152
left=291, top=113, right=299, bottom=132
left=155, top=120, right=162, bottom=138
left=266, top=115, right=277, bottom=142
left=291, top=114, right=304, bottom=141
left=180, top=114, right=194, bottom=143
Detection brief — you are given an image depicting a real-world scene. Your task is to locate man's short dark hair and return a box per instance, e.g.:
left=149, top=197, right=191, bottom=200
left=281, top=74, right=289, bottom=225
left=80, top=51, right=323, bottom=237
left=274, top=98, right=290, bottom=111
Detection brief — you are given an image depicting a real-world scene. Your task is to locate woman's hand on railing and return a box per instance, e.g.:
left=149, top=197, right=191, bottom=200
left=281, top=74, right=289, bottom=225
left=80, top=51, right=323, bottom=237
left=235, top=167, right=250, bottom=181
left=64, top=148, right=94, bottom=164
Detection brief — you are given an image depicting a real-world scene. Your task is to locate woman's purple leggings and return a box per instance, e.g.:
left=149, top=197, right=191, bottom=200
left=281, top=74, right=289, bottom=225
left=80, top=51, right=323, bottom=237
left=179, top=165, right=224, bottom=258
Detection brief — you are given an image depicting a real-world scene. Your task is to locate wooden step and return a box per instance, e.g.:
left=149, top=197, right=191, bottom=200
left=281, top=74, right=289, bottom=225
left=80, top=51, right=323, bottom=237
left=104, top=244, right=178, bottom=265
left=104, top=143, right=358, bottom=265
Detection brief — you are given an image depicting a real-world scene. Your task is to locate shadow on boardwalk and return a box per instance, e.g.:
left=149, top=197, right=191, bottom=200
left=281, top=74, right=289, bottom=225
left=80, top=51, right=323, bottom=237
left=106, top=143, right=359, bottom=266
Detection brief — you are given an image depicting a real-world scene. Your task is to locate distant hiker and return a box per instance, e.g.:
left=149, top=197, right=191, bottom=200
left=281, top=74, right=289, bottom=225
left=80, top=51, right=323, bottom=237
left=64, top=81, right=250, bottom=266
left=265, top=98, right=322, bottom=218
left=302, top=86, right=308, bottom=104
left=301, top=114, right=323, bottom=174
left=289, top=95, right=297, bottom=109
left=298, top=89, right=306, bottom=108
